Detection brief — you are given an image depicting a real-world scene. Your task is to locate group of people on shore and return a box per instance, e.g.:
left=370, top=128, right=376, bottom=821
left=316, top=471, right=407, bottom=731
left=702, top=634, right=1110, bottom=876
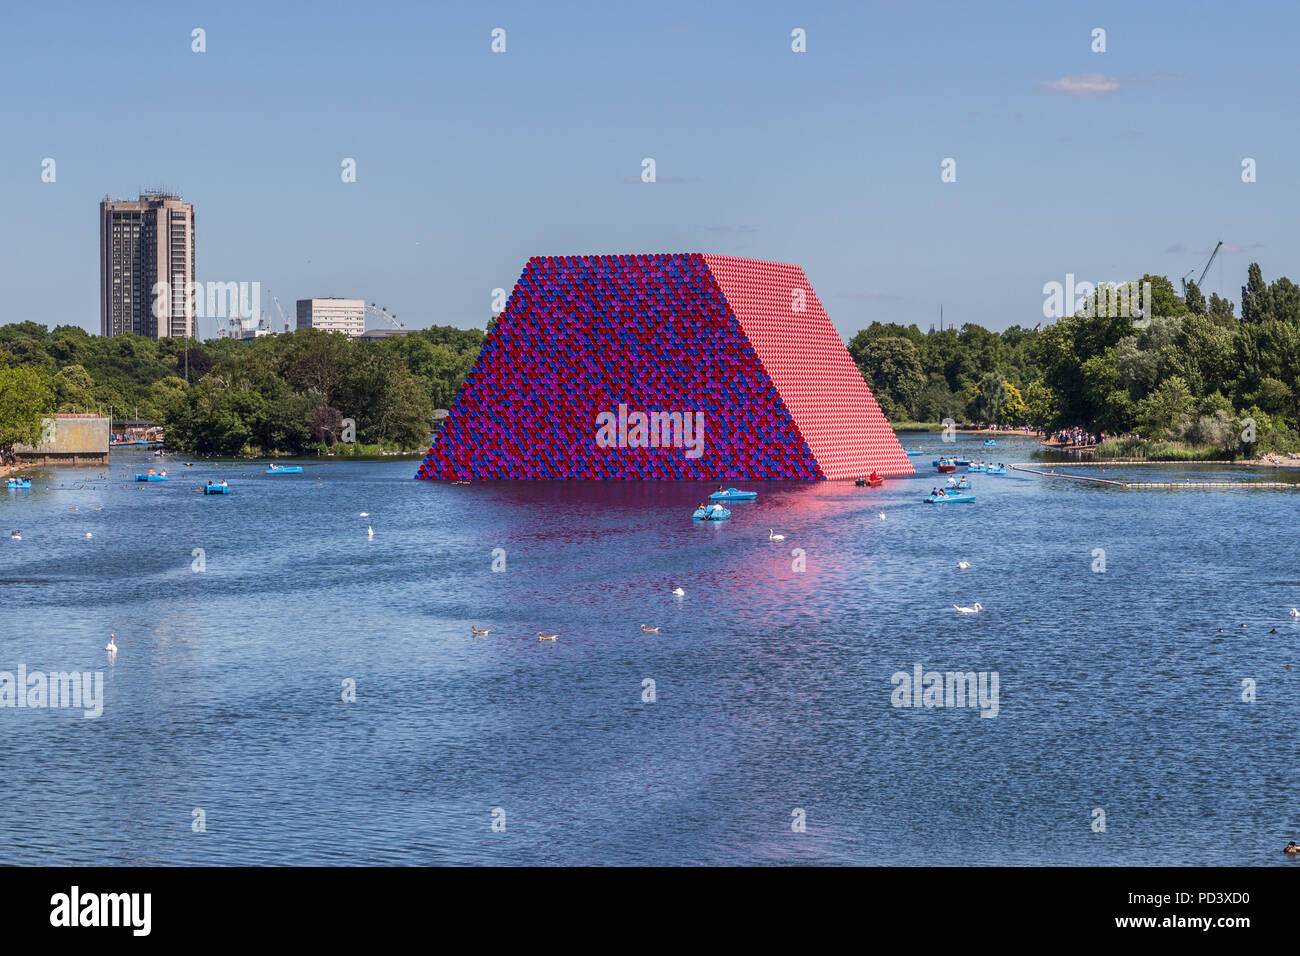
left=1050, top=427, right=1103, bottom=447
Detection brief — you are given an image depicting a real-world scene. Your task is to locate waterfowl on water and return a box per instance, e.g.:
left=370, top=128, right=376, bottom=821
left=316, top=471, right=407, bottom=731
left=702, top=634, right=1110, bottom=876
left=769, top=529, right=785, bottom=541
left=471, top=626, right=490, bottom=636
left=957, top=561, right=971, bottom=569
left=954, top=603, right=983, bottom=614
left=879, top=512, right=886, bottom=520
left=106, top=634, right=118, bottom=657
left=641, top=625, right=660, bottom=633
left=537, top=632, right=558, bottom=642
left=1291, top=608, right=1299, bottom=619
left=671, top=587, right=685, bottom=596
left=10, top=531, right=20, bottom=540
left=367, top=525, right=374, bottom=538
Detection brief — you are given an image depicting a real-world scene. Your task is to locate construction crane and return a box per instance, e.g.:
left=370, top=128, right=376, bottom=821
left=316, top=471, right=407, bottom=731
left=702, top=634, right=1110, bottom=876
left=365, top=303, right=404, bottom=331
left=270, top=293, right=293, bottom=333
left=1181, top=240, right=1223, bottom=298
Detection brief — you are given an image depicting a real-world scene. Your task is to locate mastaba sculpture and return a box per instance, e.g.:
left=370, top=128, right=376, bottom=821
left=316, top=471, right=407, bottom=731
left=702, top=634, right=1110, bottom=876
left=418, top=254, right=914, bottom=481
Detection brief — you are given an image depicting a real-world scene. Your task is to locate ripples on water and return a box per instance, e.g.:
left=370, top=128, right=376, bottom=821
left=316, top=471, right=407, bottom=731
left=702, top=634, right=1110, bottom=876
left=0, top=439, right=1296, bottom=865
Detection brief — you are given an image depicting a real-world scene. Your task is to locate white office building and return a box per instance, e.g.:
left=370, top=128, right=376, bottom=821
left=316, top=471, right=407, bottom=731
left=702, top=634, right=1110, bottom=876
left=296, top=298, right=366, bottom=338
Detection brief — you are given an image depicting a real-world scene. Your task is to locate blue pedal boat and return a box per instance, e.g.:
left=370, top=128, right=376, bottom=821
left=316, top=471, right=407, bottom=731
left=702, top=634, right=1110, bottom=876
left=924, top=493, right=976, bottom=504
left=265, top=465, right=303, bottom=475
left=6, top=478, right=31, bottom=489
left=203, top=484, right=230, bottom=495
left=709, top=488, right=757, bottom=501
left=692, top=504, right=732, bottom=521
left=135, top=473, right=169, bottom=482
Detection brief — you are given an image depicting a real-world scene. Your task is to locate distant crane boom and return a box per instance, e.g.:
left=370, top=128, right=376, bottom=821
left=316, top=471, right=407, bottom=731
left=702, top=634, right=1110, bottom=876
left=1182, top=240, right=1223, bottom=297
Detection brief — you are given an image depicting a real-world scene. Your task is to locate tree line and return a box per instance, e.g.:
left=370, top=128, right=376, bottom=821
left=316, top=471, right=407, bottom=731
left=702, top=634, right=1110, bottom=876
left=847, top=265, right=1300, bottom=455
left=0, top=323, right=484, bottom=458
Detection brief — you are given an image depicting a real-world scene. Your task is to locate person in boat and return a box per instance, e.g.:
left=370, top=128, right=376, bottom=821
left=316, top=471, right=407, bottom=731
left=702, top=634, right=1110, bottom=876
left=931, top=488, right=939, bottom=497
left=207, top=480, right=213, bottom=487
left=869, top=470, right=879, bottom=483
left=220, top=480, right=228, bottom=487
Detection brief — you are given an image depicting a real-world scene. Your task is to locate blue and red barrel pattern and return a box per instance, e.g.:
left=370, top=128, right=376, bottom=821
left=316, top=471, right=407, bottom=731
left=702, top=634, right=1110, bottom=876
left=417, top=254, right=914, bottom=480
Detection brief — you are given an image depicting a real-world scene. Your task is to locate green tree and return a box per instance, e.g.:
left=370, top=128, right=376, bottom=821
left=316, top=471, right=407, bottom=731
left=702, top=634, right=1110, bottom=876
left=1241, top=263, right=1269, bottom=322
left=0, top=365, right=55, bottom=456
left=851, top=336, right=926, bottom=420
left=1184, top=279, right=1206, bottom=315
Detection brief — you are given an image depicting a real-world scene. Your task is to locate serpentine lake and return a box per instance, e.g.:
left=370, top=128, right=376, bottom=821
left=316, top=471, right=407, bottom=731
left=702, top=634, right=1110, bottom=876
left=1, top=435, right=1295, bottom=865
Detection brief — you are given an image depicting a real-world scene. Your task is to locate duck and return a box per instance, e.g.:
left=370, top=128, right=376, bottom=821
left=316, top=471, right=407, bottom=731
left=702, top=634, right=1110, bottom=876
left=471, top=626, right=490, bottom=636
left=957, top=561, right=972, bottom=570
left=954, top=603, right=983, bottom=614
left=671, top=586, right=685, bottom=596
left=641, top=625, right=660, bottom=633
left=769, top=529, right=785, bottom=541
left=537, top=632, right=558, bottom=642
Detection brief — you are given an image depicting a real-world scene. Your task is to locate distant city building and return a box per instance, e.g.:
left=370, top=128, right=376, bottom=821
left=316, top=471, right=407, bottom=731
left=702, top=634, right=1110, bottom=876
left=357, top=328, right=410, bottom=341
left=99, top=191, right=196, bottom=339
left=296, top=298, right=365, bottom=338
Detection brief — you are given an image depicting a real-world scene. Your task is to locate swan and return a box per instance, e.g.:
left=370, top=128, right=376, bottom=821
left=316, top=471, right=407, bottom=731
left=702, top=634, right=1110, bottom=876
left=359, top=512, right=369, bottom=517
left=879, top=512, right=886, bottom=520
left=367, top=525, right=374, bottom=538
left=769, top=529, right=785, bottom=541
left=641, top=625, right=660, bottom=633
left=106, top=635, right=118, bottom=657
left=85, top=532, right=93, bottom=538
left=671, top=587, right=685, bottom=596
left=954, top=602, right=983, bottom=614
left=1290, top=608, right=1298, bottom=619
left=957, top=561, right=971, bottom=569
left=471, top=626, right=490, bottom=636
left=536, top=632, right=558, bottom=642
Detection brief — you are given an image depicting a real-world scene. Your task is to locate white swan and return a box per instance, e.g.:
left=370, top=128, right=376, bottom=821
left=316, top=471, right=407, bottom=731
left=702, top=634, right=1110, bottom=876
left=769, top=529, right=785, bottom=541
left=957, top=561, right=971, bottom=569
left=367, top=526, right=374, bottom=538
left=671, top=587, right=685, bottom=596
left=106, top=635, right=118, bottom=657
left=360, top=512, right=369, bottom=517
left=879, top=512, right=886, bottom=520
left=1291, top=608, right=1298, bottom=619
left=954, top=602, right=983, bottom=614
left=85, top=532, right=93, bottom=538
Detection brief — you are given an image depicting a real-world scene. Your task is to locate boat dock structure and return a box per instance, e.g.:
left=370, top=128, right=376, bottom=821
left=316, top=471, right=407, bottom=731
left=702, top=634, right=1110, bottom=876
left=1010, top=463, right=1297, bottom=490
left=13, top=414, right=110, bottom=467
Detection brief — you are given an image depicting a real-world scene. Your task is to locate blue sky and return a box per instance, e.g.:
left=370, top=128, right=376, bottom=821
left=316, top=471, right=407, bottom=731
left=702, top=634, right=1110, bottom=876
left=1, top=0, right=1296, bottom=338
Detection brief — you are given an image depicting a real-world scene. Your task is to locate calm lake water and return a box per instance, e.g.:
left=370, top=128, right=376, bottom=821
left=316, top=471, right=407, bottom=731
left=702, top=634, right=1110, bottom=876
left=1, top=436, right=1297, bottom=865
